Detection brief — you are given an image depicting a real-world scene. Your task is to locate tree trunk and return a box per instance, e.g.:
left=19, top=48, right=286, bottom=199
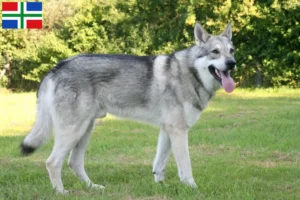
left=254, top=70, right=262, bottom=88
left=0, top=51, right=11, bottom=88
left=0, top=68, right=6, bottom=80
left=6, top=52, right=11, bottom=88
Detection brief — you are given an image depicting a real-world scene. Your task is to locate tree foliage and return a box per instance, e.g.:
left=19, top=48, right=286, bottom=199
left=0, top=0, right=299, bottom=90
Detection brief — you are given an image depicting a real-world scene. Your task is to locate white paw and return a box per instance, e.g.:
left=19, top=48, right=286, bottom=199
left=62, top=189, right=69, bottom=194
left=154, top=172, right=164, bottom=182
left=181, top=177, right=198, bottom=188
left=90, top=183, right=105, bottom=189
left=55, top=188, right=69, bottom=194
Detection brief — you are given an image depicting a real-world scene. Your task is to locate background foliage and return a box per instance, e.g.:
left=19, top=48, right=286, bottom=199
left=0, top=0, right=299, bottom=90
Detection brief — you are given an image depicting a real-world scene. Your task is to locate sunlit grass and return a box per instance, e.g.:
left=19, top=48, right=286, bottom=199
left=0, top=92, right=36, bottom=136
left=224, top=87, right=300, bottom=98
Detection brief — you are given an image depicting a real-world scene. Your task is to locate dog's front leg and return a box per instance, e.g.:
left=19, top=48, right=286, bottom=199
left=163, top=125, right=198, bottom=188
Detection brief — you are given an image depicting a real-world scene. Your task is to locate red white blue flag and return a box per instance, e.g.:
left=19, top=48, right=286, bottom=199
left=2, top=2, right=42, bottom=29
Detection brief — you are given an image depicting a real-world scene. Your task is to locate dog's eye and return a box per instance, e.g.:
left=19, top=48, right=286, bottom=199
left=211, top=49, right=220, bottom=54
left=230, top=48, right=235, bottom=54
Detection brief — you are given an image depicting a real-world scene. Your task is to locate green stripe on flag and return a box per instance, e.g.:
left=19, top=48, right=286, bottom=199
left=2, top=14, right=42, bottom=17
left=21, top=2, right=24, bottom=29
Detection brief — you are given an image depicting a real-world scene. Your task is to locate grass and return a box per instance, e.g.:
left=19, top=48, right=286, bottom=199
left=0, top=88, right=300, bottom=200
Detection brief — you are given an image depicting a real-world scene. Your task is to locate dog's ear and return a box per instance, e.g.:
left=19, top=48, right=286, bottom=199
left=221, top=23, right=232, bottom=40
left=194, top=21, right=210, bottom=46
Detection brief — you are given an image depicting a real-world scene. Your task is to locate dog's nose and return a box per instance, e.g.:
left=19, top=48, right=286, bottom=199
left=226, top=60, right=236, bottom=70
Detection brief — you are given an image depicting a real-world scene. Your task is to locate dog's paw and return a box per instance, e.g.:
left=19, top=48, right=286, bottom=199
left=181, top=177, right=198, bottom=188
left=90, top=183, right=105, bottom=189
left=154, top=172, right=164, bottom=182
left=62, top=189, right=70, bottom=194
left=55, top=188, right=69, bottom=195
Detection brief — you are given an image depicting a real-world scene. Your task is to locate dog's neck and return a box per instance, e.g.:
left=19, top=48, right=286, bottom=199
left=173, top=46, right=221, bottom=94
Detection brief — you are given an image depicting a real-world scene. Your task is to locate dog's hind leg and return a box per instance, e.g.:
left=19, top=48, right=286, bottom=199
left=46, top=117, right=93, bottom=194
left=68, top=119, right=105, bottom=189
left=152, top=128, right=171, bottom=182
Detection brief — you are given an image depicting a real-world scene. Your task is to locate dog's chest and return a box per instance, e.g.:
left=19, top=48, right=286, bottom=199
left=183, top=103, right=202, bottom=127
left=107, top=105, right=162, bottom=125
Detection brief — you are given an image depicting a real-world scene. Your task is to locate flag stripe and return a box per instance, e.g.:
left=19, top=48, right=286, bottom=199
left=2, top=14, right=42, bottom=17
left=2, top=2, right=18, bottom=11
left=26, top=2, right=42, bottom=11
left=26, top=20, right=42, bottom=29
left=2, top=20, right=18, bottom=29
left=20, top=2, right=24, bottom=29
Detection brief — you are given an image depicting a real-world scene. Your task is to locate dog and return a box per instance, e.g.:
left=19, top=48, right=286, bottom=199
left=21, top=22, right=236, bottom=193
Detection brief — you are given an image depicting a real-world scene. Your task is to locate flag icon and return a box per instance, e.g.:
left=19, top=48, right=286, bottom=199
left=2, top=2, right=42, bottom=29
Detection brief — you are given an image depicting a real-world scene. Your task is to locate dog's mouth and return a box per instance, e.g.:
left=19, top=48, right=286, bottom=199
left=208, top=65, right=235, bottom=93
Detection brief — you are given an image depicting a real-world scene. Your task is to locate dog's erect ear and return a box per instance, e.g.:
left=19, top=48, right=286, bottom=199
left=221, top=23, right=232, bottom=40
left=194, top=21, right=210, bottom=46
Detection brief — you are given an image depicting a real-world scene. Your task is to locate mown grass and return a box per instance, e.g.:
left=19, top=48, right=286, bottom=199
left=0, top=88, right=300, bottom=200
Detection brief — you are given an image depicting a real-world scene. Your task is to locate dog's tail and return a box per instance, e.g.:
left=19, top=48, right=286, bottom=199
left=21, top=77, right=54, bottom=156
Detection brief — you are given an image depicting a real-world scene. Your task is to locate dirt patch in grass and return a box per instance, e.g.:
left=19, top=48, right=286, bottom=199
left=190, top=144, right=239, bottom=156
left=252, top=150, right=299, bottom=168
left=117, top=154, right=137, bottom=163
left=125, top=196, right=169, bottom=200
left=271, top=150, right=291, bottom=161
left=255, top=161, right=277, bottom=168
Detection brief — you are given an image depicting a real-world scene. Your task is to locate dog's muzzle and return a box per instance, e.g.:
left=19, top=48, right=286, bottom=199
left=208, top=64, right=235, bottom=93
left=225, top=59, right=236, bottom=71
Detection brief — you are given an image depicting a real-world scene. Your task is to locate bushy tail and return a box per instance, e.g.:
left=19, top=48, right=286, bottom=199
left=21, top=78, right=53, bottom=156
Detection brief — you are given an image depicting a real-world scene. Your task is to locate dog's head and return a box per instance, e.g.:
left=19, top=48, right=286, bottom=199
left=193, top=22, right=236, bottom=93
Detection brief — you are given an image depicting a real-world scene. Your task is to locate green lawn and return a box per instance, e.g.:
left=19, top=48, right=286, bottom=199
left=0, top=88, right=300, bottom=200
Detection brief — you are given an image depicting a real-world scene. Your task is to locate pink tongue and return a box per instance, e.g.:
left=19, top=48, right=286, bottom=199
left=220, top=72, right=235, bottom=93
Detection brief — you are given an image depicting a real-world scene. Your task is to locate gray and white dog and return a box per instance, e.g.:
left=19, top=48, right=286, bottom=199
left=21, top=22, right=236, bottom=193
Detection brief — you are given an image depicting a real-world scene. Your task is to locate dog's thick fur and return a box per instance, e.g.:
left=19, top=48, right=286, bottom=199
left=21, top=22, right=236, bottom=193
